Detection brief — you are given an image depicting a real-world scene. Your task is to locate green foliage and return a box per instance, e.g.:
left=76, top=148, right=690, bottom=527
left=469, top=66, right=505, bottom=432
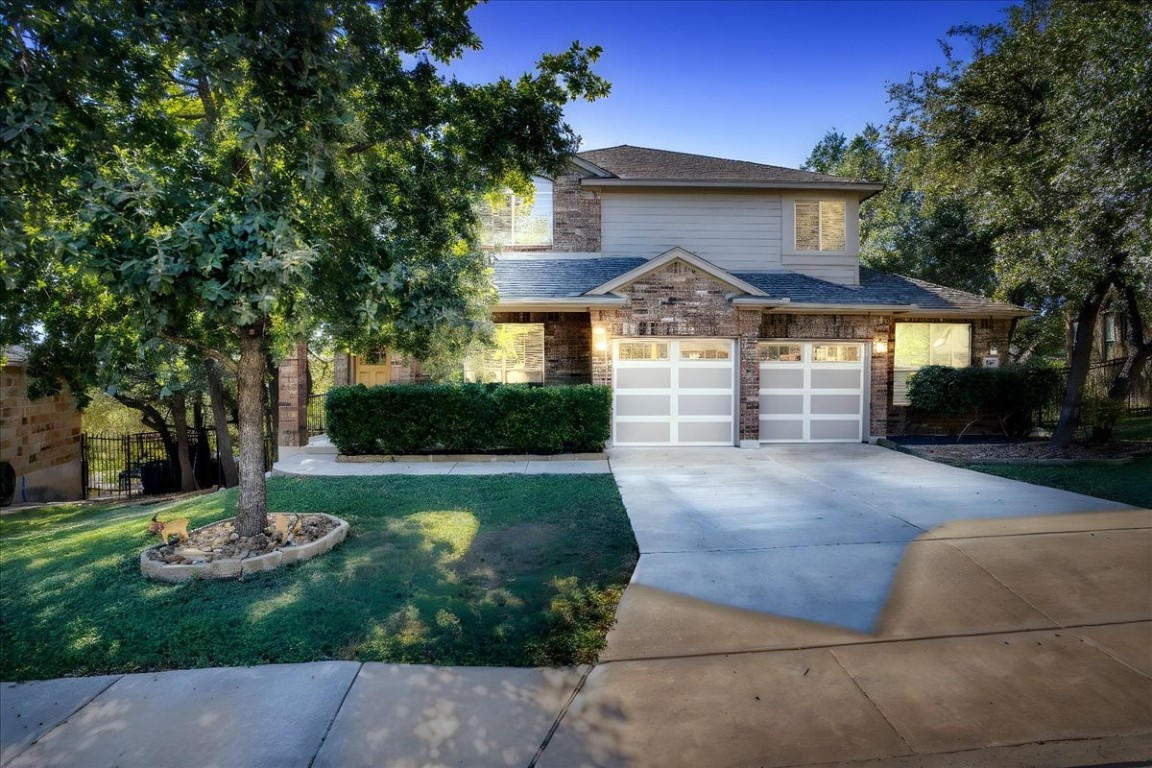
left=0, top=474, right=638, bottom=679
left=326, top=384, right=612, bottom=454
left=527, top=578, right=626, bottom=666
left=888, top=0, right=1152, bottom=440
left=907, top=363, right=1062, bottom=436
left=803, top=125, right=997, bottom=297
left=1080, top=397, right=1127, bottom=439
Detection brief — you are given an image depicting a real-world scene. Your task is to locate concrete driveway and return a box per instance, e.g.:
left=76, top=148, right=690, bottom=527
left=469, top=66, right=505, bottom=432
left=534, top=444, right=1152, bottom=768
left=608, top=444, right=1134, bottom=635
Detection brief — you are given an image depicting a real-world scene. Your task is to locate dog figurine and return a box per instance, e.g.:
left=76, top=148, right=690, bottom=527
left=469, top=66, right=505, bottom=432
left=270, top=514, right=302, bottom=544
left=149, top=513, right=190, bottom=544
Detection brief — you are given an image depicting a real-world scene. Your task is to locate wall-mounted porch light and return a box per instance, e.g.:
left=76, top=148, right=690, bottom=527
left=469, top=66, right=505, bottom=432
left=989, top=343, right=999, bottom=357
left=873, top=338, right=889, bottom=355
left=593, top=326, right=608, bottom=352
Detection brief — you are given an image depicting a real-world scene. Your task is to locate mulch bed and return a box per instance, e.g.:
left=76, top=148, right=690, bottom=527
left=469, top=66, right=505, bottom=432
left=886, top=437, right=1152, bottom=464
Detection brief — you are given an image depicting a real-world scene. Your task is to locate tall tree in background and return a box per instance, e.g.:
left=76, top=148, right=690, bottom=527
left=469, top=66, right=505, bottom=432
left=889, top=0, right=1151, bottom=446
left=3, top=0, right=608, bottom=534
left=803, top=126, right=998, bottom=297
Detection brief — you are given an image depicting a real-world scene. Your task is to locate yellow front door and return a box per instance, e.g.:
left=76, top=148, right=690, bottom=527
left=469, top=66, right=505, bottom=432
left=354, top=353, right=391, bottom=387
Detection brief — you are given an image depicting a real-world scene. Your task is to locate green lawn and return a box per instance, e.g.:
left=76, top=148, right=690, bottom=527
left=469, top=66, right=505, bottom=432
left=0, top=475, right=638, bottom=682
left=1114, top=414, right=1152, bottom=441
left=967, top=456, right=1152, bottom=508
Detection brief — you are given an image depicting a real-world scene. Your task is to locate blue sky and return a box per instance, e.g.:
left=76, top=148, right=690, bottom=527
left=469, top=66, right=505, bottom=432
left=450, top=0, right=1011, bottom=169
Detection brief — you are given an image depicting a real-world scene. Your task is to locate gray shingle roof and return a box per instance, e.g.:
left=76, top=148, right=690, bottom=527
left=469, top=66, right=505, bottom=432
left=494, top=256, right=1025, bottom=315
left=576, top=145, right=874, bottom=185
left=734, top=268, right=1025, bottom=313
left=493, top=257, right=646, bottom=299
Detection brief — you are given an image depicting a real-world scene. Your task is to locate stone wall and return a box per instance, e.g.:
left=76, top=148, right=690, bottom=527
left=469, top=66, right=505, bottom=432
left=492, top=312, right=592, bottom=385
left=0, top=362, right=82, bottom=502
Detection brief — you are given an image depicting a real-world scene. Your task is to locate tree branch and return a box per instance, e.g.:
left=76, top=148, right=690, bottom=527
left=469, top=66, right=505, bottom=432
left=160, top=333, right=239, bottom=375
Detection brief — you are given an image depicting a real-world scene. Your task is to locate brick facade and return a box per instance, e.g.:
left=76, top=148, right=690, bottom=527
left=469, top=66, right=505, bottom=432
left=1, top=362, right=82, bottom=502
left=591, top=261, right=766, bottom=442
left=492, top=312, right=592, bottom=385
left=276, top=343, right=310, bottom=448
left=552, top=172, right=602, bottom=252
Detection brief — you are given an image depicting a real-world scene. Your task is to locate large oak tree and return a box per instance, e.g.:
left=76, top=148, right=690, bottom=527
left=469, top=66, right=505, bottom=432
left=888, top=0, right=1152, bottom=446
left=3, top=0, right=608, bottom=534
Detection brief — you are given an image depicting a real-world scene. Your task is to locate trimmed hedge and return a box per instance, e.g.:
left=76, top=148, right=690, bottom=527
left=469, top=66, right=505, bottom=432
left=325, top=383, right=612, bottom=455
left=906, top=363, right=1061, bottom=437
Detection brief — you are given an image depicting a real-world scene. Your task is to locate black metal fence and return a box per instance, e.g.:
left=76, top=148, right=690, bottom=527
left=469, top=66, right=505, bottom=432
left=1037, top=358, right=1152, bottom=426
left=307, top=393, right=327, bottom=437
left=81, top=428, right=218, bottom=500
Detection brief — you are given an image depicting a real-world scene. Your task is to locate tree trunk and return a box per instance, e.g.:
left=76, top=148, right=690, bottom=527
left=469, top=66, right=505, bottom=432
left=266, top=355, right=280, bottom=465
left=112, top=392, right=177, bottom=470
left=1107, top=285, right=1152, bottom=403
left=171, top=390, right=197, bottom=492
left=1049, top=283, right=1111, bottom=447
left=206, top=359, right=239, bottom=488
left=236, top=326, right=268, bottom=537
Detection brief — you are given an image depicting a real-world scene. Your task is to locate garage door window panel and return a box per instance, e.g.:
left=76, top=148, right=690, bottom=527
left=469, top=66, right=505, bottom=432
left=759, top=341, right=864, bottom=443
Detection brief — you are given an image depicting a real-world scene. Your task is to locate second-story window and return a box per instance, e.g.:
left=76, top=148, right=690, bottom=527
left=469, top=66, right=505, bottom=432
left=795, top=199, right=846, bottom=251
left=478, top=176, right=553, bottom=248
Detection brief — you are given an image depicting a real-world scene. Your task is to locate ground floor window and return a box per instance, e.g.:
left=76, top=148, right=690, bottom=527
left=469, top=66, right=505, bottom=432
left=893, top=322, right=971, bottom=404
left=464, top=323, right=545, bottom=384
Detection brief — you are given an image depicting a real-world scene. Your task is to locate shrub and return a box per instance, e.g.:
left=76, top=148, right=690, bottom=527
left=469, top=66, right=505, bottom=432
left=1081, top=396, right=1127, bottom=442
left=906, top=362, right=1061, bottom=437
left=325, top=384, right=612, bottom=455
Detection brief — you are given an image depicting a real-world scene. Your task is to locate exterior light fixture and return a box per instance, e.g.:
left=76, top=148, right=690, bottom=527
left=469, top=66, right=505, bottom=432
left=989, top=343, right=999, bottom=357
left=873, top=338, right=889, bottom=355
left=592, top=326, right=608, bottom=352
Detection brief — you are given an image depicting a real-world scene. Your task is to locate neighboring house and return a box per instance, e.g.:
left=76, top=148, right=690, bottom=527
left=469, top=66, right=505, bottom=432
left=1, top=347, right=83, bottom=503
left=279, top=145, right=1027, bottom=447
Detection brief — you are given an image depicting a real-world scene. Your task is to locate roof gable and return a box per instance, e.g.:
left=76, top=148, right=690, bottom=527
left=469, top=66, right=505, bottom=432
left=585, top=247, right=769, bottom=297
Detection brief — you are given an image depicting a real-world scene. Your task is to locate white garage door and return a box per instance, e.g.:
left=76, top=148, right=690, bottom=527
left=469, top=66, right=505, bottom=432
left=759, top=342, right=865, bottom=443
left=613, top=339, right=735, bottom=446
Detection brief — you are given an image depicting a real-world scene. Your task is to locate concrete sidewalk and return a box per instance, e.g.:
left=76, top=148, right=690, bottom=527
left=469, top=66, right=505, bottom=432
left=3, top=447, right=1150, bottom=767
left=273, top=446, right=611, bottom=476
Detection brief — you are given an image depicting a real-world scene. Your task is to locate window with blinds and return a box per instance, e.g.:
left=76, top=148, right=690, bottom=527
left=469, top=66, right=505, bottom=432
left=795, top=199, right=846, bottom=251
left=477, top=177, right=553, bottom=248
left=893, top=323, right=972, bottom=404
left=464, top=324, right=546, bottom=384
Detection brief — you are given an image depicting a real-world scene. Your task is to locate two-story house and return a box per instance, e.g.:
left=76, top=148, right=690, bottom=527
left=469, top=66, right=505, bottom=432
left=281, top=145, right=1027, bottom=447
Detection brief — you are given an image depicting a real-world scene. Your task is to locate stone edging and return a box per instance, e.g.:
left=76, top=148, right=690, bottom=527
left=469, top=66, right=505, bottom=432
left=140, top=514, right=349, bottom=583
left=876, top=439, right=1135, bottom=467
left=336, top=453, right=607, bottom=463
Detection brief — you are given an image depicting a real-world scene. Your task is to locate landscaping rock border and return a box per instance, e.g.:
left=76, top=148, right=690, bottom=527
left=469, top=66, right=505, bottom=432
left=140, top=513, right=348, bottom=583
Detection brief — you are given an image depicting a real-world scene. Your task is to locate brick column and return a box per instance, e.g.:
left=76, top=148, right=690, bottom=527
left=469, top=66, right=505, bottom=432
left=737, top=310, right=762, bottom=446
left=869, top=316, right=892, bottom=439
left=277, top=343, right=310, bottom=447
left=590, top=311, right=616, bottom=387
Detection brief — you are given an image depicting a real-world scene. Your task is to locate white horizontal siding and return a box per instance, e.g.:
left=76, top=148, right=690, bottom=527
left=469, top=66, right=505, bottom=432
left=601, top=192, right=783, bottom=272
left=781, top=253, right=860, bottom=286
